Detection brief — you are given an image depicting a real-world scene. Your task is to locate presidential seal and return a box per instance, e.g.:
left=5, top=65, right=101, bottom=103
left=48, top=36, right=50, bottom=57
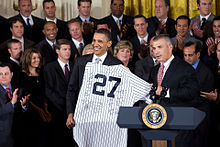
left=142, top=104, right=167, bottom=129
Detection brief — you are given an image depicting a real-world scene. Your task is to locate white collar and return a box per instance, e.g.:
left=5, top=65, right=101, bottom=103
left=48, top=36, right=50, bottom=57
left=46, top=38, right=56, bottom=47
left=138, top=34, right=149, bottom=43
left=161, top=55, right=174, bottom=69
left=92, top=52, right=108, bottom=64
left=10, top=57, right=20, bottom=65
left=20, top=14, right=33, bottom=24
left=46, top=17, right=57, bottom=24
left=200, top=13, right=211, bottom=21
left=57, top=58, right=69, bottom=70
left=112, top=14, right=123, bottom=23
left=71, top=38, right=84, bottom=48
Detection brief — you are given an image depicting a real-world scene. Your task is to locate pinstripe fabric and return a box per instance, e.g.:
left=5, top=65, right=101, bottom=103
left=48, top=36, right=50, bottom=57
left=73, top=63, right=151, bottom=147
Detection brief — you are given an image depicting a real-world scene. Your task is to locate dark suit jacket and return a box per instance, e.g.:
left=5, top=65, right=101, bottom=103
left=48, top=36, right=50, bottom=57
left=69, top=38, right=89, bottom=60
left=100, top=14, right=135, bottom=48
left=0, top=85, right=15, bottom=147
left=66, top=53, right=123, bottom=115
left=134, top=56, right=154, bottom=82
left=150, top=56, right=200, bottom=107
left=147, top=17, right=177, bottom=38
left=9, top=14, right=43, bottom=43
left=0, top=16, right=10, bottom=44
left=0, top=38, right=35, bottom=62
left=6, top=59, right=21, bottom=88
left=35, top=39, right=57, bottom=66
left=44, top=60, right=73, bottom=114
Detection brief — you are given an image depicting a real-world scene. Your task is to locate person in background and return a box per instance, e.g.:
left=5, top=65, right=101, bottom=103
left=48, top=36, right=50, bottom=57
left=82, top=43, right=94, bottom=55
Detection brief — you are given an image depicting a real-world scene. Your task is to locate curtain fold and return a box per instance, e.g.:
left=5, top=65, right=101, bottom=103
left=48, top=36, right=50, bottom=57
left=124, top=0, right=219, bottom=20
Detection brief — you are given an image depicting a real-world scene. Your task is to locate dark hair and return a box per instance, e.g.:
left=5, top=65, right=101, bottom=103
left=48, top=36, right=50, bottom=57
left=134, top=14, right=147, bottom=24
left=22, top=48, right=42, bottom=75
left=183, top=41, right=202, bottom=53
left=175, top=15, right=191, bottom=26
left=18, top=0, right=32, bottom=5
left=0, top=62, right=13, bottom=72
left=42, top=0, right=55, bottom=8
left=111, top=0, right=124, bottom=5
left=213, top=16, right=220, bottom=22
left=55, top=39, right=71, bottom=50
left=95, top=28, right=112, bottom=41
left=9, top=17, right=24, bottom=28
left=68, top=18, right=82, bottom=28
left=156, top=0, right=170, bottom=7
left=78, top=0, right=92, bottom=6
left=7, top=39, right=21, bottom=49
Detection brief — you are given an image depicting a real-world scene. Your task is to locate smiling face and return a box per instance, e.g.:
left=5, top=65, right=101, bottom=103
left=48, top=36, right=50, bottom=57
left=0, top=66, right=13, bottom=87
left=92, top=32, right=112, bottom=57
left=152, top=38, right=172, bottom=63
left=116, top=48, right=131, bottom=64
left=213, top=20, right=220, bottom=38
left=10, top=21, right=24, bottom=39
left=43, top=22, right=58, bottom=42
left=175, top=19, right=190, bottom=38
left=68, top=22, right=83, bottom=41
left=30, top=53, right=40, bottom=68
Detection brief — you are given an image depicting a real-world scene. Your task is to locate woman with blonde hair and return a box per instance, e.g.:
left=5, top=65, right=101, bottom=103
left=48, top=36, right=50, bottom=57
left=114, top=40, right=134, bottom=71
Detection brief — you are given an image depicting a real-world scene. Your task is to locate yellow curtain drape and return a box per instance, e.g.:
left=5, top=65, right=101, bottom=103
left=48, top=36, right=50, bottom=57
left=124, top=0, right=219, bottom=20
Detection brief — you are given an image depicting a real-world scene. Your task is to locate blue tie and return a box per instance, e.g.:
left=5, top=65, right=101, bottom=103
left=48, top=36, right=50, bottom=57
left=26, top=18, right=31, bottom=27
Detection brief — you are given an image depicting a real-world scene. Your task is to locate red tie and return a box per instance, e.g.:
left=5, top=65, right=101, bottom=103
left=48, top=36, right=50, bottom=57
left=65, top=64, right=69, bottom=82
left=157, top=64, right=164, bottom=85
left=6, top=88, right=12, bottom=99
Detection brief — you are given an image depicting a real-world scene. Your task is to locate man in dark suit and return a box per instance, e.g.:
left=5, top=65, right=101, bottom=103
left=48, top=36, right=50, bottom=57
left=66, top=29, right=122, bottom=129
left=35, top=21, right=58, bottom=66
left=150, top=34, right=200, bottom=147
left=0, top=62, right=29, bottom=147
left=44, top=39, right=75, bottom=147
left=147, top=0, right=176, bottom=38
left=100, top=0, right=135, bottom=48
left=39, top=0, right=69, bottom=41
left=9, top=0, right=43, bottom=43
left=0, top=15, right=10, bottom=44
left=76, top=0, right=99, bottom=43
left=191, top=0, right=215, bottom=41
left=6, top=39, right=22, bottom=87
left=0, top=17, right=35, bottom=62
left=183, top=41, right=214, bottom=147
left=130, top=15, right=152, bottom=63
left=68, top=18, right=88, bottom=61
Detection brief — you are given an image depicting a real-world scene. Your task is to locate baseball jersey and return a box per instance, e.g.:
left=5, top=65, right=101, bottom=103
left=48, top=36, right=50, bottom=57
left=73, top=62, right=151, bottom=147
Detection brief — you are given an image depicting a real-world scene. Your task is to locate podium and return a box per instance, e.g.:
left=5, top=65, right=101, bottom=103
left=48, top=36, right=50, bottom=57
left=117, top=106, right=205, bottom=147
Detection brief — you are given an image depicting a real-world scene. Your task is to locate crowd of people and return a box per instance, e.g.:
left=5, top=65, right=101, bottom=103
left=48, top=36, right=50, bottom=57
left=0, top=0, right=220, bottom=147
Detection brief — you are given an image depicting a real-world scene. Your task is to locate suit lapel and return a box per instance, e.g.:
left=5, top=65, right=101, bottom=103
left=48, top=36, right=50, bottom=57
left=55, top=61, right=67, bottom=82
left=0, top=85, right=10, bottom=103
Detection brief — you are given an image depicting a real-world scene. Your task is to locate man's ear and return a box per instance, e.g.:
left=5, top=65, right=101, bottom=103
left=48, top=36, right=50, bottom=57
left=107, top=40, right=112, bottom=48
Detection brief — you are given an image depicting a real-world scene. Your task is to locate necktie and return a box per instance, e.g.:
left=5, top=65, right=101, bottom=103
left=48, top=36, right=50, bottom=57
left=64, top=64, right=69, bottom=82
left=84, top=19, right=87, bottom=23
left=141, top=39, right=145, bottom=44
left=79, top=43, right=84, bottom=54
left=6, top=88, right=12, bottom=99
left=200, top=18, right=206, bottom=30
left=157, top=64, right=164, bottom=85
left=26, top=18, right=31, bottom=27
left=117, top=19, right=121, bottom=31
left=95, top=58, right=101, bottom=64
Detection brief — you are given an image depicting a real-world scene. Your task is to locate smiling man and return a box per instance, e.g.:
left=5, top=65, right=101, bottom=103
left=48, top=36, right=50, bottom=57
left=66, top=29, right=122, bottom=130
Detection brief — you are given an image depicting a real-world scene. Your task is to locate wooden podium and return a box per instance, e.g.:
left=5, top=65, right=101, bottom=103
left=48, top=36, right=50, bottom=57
left=117, top=106, right=205, bottom=147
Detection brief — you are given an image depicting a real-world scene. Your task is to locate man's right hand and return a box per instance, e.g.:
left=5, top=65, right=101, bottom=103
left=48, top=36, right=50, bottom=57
left=66, top=113, right=75, bottom=129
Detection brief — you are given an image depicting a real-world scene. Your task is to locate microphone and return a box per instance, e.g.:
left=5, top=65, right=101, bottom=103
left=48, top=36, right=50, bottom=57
left=149, top=85, right=157, bottom=103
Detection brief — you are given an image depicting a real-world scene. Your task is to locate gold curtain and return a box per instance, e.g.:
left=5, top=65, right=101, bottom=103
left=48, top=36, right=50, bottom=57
left=124, top=0, right=219, bottom=20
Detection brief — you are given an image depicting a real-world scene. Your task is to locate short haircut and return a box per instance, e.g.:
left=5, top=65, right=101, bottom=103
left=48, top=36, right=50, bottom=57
left=175, top=15, right=191, bottom=26
left=78, top=0, right=92, bottom=6
left=113, top=40, right=134, bottom=60
left=9, top=17, right=24, bottom=28
left=68, top=18, right=82, bottom=28
left=134, top=14, right=147, bottom=24
left=7, top=39, right=21, bottom=49
left=153, top=34, right=172, bottom=46
left=95, top=28, right=112, bottom=41
left=183, top=41, right=202, bottom=53
left=213, top=16, right=220, bottom=22
left=111, top=0, right=124, bottom=5
left=156, top=0, right=170, bottom=7
left=42, top=0, right=55, bottom=8
left=55, top=39, right=71, bottom=50
left=44, top=21, right=57, bottom=29
left=0, top=62, right=13, bottom=72
left=18, top=0, right=32, bottom=5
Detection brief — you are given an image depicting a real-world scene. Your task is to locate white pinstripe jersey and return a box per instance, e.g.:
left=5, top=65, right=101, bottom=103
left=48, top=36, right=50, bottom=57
left=73, top=62, right=151, bottom=147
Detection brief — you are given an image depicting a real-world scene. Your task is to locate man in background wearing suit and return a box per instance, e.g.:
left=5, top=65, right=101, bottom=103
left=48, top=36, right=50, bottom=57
left=147, top=0, right=176, bottom=38
left=76, top=0, right=99, bottom=43
left=0, top=62, right=29, bottom=147
left=35, top=21, right=58, bottom=66
left=66, top=29, right=122, bottom=130
left=9, top=0, right=43, bottom=43
left=100, top=0, right=135, bottom=48
left=150, top=34, right=200, bottom=147
left=183, top=41, right=214, bottom=147
left=44, top=39, right=75, bottom=147
left=40, top=0, right=69, bottom=40
left=0, top=17, right=35, bottom=61
left=0, top=15, right=10, bottom=44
